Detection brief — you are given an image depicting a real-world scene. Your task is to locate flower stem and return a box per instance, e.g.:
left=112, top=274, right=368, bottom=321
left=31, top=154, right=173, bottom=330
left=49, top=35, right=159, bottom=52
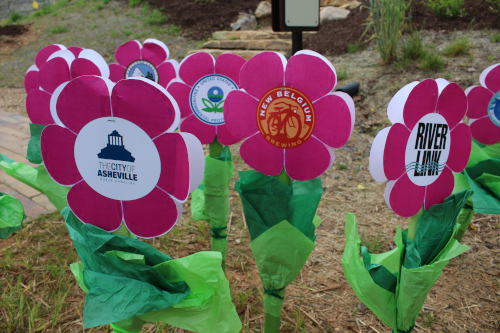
left=209, top=136, right=223, bottom=158
left=276, top=168, right=291, bottom=186
left=407, top=206, right=424, bottom=242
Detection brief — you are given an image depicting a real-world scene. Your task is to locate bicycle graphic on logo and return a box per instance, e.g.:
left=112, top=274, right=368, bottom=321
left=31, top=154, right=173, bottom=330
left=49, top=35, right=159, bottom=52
left=267, top=102, right=302, bottom=140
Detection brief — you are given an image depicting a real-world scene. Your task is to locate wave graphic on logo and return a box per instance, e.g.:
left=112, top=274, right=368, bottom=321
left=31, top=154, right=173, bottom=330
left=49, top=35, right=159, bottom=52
left=405, top=161, right=446, bottom=174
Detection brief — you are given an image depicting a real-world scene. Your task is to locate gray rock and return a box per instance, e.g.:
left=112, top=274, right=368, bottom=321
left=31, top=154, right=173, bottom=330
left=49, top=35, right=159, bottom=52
left=230, top=12, right=258, bottom=31
left=320, top=6, right=350, bottom=24
left=255, top=1, right=272, bottom=18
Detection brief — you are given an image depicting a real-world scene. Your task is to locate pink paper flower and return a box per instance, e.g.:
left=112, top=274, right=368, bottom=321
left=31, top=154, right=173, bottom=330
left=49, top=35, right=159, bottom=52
left=41, top=76, right=204, bottom=238
left=25, top=44, right=109, bottom=125
left=167, top=52, right=246, bottom=145
left=223, top=51, right=355, bottom=181
left=466, top=63, right=500, bottom=145
left=109, top=39, right=178, bottom=88
left=369, top=79, right=471, bottom=218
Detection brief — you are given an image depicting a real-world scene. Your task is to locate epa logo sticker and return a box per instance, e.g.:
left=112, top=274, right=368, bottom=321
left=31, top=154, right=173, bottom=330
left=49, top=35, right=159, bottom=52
left=488, top=91, right=500, bottom=127
left=125, top=60, right=159, bottom=83
left=189, top=74, right=238, bottom=125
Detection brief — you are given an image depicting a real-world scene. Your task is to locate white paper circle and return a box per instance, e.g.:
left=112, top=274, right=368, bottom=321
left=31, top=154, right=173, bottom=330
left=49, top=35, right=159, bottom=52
left=488, top=91, right=500, bottom=127
left=189, top=74, right=238, bottom=125
left=404, top=113, right=450, bottom=186
left=74, top=117, right=161, bottom=201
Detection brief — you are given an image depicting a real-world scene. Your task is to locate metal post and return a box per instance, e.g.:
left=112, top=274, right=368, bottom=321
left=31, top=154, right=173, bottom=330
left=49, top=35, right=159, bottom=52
left=292, top=31, right=302, bottom=55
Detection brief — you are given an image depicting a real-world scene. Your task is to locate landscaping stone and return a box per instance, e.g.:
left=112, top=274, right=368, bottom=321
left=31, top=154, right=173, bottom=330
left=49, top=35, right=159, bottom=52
left=255, top=1, right=272, bottom=18
left=230, top=12, right=258, bottom=31
left=320, top=6, right=350, bottom=24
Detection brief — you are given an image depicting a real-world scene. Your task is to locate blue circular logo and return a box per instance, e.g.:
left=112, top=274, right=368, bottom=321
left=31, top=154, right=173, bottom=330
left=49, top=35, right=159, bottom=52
left=125, top=60, right=158, bottom=83
left=207, top=86, right=223, bottom=103
left=189, top=74, right=238, bottom=125
left=488, top=91, right=500, bottom=127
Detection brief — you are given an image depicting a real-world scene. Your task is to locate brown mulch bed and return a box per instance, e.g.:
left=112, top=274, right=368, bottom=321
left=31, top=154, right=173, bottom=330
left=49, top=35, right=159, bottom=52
left=0, top=24, right=28, bottom=37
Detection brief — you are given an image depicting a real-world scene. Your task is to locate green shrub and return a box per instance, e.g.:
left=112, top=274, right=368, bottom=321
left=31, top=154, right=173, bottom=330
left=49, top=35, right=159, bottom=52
left=337, top=66, right=348, bottom=80
left=401, top=31, right=425, bottom=61
left=442, top=38, right=470, bottom=57
left=9, top=12, right=22, bottom=23
left=129, top=0, right=144, bottom=6
left=366, top=0, right=409, bottom=63
left=423, top=0, right=466, bottom=18
left=48, top=26, right=68, bottom=34
left=421, top=51, right=445, bottom=71
left=145, top=9, right=167, bottom=25
left=491, top=33, right=500, bottom=43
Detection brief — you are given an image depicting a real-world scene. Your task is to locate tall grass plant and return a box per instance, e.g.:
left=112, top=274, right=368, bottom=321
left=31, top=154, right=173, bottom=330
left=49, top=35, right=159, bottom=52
left=366, top=0, right=410, bottom=63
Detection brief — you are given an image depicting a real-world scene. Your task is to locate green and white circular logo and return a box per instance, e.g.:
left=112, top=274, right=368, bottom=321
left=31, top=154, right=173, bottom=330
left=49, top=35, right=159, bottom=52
left=189, top=74, right=238, bottom=125
left=125, top=60, right=159, bottom=83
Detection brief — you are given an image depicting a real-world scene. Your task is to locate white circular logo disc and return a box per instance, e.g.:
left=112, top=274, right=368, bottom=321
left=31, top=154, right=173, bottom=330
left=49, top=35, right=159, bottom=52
left=404, top=113, right=450, bottom=186
left=74, top=117, right=161, bottom=201
left=488, top=91, right=500, bottom=127
left=189, top=74, right=238, bottom=125
left=125, top=60, right=159, bottom=83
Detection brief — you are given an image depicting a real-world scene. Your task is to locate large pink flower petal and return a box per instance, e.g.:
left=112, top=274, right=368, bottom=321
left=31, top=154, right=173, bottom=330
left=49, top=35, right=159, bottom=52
left=68, top=181, right=122, bottom=232
left=24, top=66, right=39, bottom=93
left=313, top=94, right=352, bottom=148
left=26, top=89, right=53, bottom=125
left=424, top=167, right=454, bottom=210
left=115, top=40, right=142, bottom=67
left=38, top=57, right=71, bottom=94
left=155, top=133, right=190, bottom=201
left=383, top=123, right=410, bottom=180
left=123, top=187, right=179, bottom=238
left=180, top=115, right=216, bottom=144
left=466, top=86, right=493, bottom=119
left=109, top=63, right=126, bottom=83
left=224, top=90, right=259, bottom=140
left=484, top=64, right=500, bottom=93
left=70, top=58, right=101, bottom=78
left=239, top=52, right=285, bottom=100
left=436, top=82, right=467, bottom=129
left=142, top=40, right=168, bottom=66
left=447, top=123, right=471, bottom=172
left=403, top=79, right=438, bottom=129
left=112, top=79, right=177, bottom=138
left=240, top=134, right=284, bottom=176
left=215, top=53, right=246, bottom=86
left=284, top=53, right=335, bottom=102
left=388, top=174, right=425, bottom=218
left=41, top=125, right=81, bottom=185
left=285, top=136, right=333, bottom=181
left=179, top=53, right=215, bottom=86
left=470, top=116, right=500, bottom=145
left=167, top=81, right=192, bottom=118
left=216, top=123, right=240, bottom=146
left=56, top=76, right=112, bottom=133
left=67, top=46, right=84, bottom=57
left=157, top=61, right=177, bottom=88
left=35, top=44, right=64, bottom=68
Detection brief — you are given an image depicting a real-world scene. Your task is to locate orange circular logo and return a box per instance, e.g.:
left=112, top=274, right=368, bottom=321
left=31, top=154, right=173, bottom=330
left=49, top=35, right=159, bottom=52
left=256, top=87, right=316, bottom=149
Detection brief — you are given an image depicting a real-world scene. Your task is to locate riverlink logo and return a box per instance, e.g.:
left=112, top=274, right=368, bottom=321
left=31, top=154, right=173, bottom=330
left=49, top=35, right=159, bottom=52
left=404, top=113, right=450, bottom=186
left=256, top=87, right=316, bottom=149
left=488, top=91, right=500, bottom=127
left=74, top=117, right=161, bottom=201
left=125, top=60, right=158, bottom=83
left=189, top=74, right=238, bottom=125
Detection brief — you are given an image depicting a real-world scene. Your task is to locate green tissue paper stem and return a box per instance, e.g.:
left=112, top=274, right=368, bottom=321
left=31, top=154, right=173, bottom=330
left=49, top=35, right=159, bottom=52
left=407, top=206, right=424, bottom=242
left=264, top=311, right=281, bottom=333
left=26, top=123, right=45, bottom=164
left=276, top=168, right=291, bottom=186
left=0, top=193, right=26, bottom=239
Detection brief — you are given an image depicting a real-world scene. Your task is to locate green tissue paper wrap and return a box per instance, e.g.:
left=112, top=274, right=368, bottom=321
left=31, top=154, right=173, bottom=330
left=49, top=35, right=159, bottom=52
left=0, top=193, right=26, bottom=239
left=63, top=208, right=241, bottom=333
left=235, top=170, right=322, bottom=331
left=26, top=123, right=45, bottom=164
left=0, top=153, right=69, bottom=212
left=343, top=191, right=472, bottom=332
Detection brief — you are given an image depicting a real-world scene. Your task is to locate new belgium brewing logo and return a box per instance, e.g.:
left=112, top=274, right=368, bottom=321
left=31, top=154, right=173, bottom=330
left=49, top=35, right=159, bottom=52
left=125, top=60, right=158, bottom=83
left=257, top=87, right=316, bottom=149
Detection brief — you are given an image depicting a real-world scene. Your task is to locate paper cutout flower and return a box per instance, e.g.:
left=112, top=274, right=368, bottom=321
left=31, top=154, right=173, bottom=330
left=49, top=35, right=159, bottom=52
left=109, top=39, right=178, bottom=88
left=25, top=44, right=109, bottom=125
left=223, top=50, right=355, bottom=181
left=466, top=63, right=500, bottom=145
left=41, top=76, right=204, bottom=238
left=369, top=79, right=471, bottom=217
left=167, top=52, right=246, bottom=145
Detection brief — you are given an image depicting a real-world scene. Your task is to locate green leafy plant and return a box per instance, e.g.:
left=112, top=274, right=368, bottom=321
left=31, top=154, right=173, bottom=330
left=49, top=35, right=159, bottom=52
left=421, top=50, right=445, bottom=71
left=48, top=26, right=68, bottom=34
left=423, top=0, right=466, bottom=18
left=491, top=33, right=500, bottom=43
left=145, top=9, right=167, bottom=25
left=337, top=65, right=348, bottom=80
left=442, top=38, right=470, bottom=57
left=129, top=0, right=144, bottom=6
left=366, top=0, right=410, bottom=63
left=8, top=12, right=23, bottom=23
left=347, top=42, right=364, bottom=53
left=401, top=31, right=425, bottom=61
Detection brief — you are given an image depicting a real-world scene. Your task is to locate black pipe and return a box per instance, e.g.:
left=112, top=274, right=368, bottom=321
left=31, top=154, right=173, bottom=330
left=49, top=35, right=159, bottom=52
left=336, top=81, right=359, bottom=97
left=292, top=31, right=302, bottom=54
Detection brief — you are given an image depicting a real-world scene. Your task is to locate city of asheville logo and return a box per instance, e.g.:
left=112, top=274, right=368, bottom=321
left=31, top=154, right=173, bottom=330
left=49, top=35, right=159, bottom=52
left=97, top=130, right=137, bottom=182
left=125, top=60, right=158, bottom=83
left=189, top=74, right=238, bottom=125
left=404, top=113, right=450, bottom=186
left=256, top=87, right=316, bottom=149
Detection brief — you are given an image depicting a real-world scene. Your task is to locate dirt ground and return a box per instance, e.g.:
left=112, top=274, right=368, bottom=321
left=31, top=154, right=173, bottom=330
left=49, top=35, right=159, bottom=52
left=0, top=0, right=500, bottom=332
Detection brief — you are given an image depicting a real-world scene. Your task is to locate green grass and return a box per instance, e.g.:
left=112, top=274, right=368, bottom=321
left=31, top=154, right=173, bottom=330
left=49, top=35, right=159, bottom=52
left=47, top=26, right=68, bottom=34
left=145, top=9, right=168, bottom=25
left=491, top=33, right=500, bottom=43
left=337, top=65, right=348, bottom=80
left=360, top=233, right=385, bottom=253
left=442, top=38, right=470, bottom=57
left=347, top=41, right=364, bottom=53
left=129, top=0, right=144, bottom=6
left=32, top=0, right=69, bottom=18
left=401, top=31, right=425, bottom=61
left=337, top=164, right=347, bottom=170
left=8, top=12, right=23, bottom=23
left=423, top=0, right=466, bottom=18
left=421, top=50, right=446, bottom=71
